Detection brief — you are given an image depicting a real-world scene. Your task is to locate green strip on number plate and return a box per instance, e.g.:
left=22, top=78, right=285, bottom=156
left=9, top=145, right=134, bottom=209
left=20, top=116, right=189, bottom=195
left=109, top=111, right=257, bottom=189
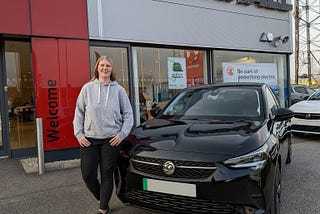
left=143, top=178, right=148, bottom=190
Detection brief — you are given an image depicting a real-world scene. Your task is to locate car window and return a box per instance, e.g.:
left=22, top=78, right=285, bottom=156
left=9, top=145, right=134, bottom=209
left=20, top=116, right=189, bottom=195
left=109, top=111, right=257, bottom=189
left=265, top=87, right=280, bottom=116
left=294, top=86, right=307, bottom=94
left=162, top=88, right=261, bottom=118
left=306, top=87, right=315, bottom=94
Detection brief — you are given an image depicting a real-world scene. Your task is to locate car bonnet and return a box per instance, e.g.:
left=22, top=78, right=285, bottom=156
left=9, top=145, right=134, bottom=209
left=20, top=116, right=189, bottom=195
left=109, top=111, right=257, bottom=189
left=129, top=119, right=267, bottom=162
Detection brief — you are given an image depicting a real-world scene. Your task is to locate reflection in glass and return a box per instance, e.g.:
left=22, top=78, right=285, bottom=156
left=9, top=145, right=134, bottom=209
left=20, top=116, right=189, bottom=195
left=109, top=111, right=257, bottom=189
left=162, top=88, right=261, bottom=118
left=5, top=41, right=35, bottom=149
left=134, top=47, right=207, bottom=124
left=213, top=50, right=287, bottom=107
left=89, top=47, right=129, bottom=93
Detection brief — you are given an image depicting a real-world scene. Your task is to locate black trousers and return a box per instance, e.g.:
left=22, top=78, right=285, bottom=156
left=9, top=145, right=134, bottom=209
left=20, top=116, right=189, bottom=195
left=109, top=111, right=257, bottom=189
left=80, top=138, right=120, bottom=210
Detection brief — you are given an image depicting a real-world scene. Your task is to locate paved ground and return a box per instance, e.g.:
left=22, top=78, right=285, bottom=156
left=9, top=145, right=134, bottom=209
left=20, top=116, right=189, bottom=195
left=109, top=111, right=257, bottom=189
left=0, top=157, right=152, bottom=214
left=281, top=135, right=320, bottom=214
left=0, top=135, right=319, bottom=214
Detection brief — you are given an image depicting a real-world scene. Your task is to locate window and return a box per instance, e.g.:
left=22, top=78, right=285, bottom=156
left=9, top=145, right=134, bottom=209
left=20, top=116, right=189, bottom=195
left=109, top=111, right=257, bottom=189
left=266, top=87, right=280, bottom=117
left=294, top=86, right=308, bottom=94
left=90, top=46, right=129, bottom=94
left=306, top=87, right=315, bottom=94
left=213, top=50, right=289, bottom=107
left=133, top=47, right=207, bottom=124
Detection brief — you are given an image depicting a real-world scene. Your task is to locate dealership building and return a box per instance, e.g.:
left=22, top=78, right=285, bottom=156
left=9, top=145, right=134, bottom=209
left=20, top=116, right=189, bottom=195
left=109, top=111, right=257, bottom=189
left=0, top=0, right=293, bottom=161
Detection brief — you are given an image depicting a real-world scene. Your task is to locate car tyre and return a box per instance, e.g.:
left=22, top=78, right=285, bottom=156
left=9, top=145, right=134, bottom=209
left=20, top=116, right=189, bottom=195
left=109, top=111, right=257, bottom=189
left=114, top=156, right=129, bottom=196
left=285, top=136, right=292, bottom=164
left=271, top=165, right=281, bottom=214
left=114, top=166, right=122, bottom=195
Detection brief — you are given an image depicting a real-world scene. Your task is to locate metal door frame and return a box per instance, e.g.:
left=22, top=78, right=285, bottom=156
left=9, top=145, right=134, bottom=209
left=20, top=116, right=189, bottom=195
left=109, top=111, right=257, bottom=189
left=0, top=35, right=9, bottom=157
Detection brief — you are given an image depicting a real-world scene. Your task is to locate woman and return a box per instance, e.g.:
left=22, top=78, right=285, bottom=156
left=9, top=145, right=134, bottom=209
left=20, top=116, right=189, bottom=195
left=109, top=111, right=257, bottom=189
left=73, top=56, right=134, bottom=214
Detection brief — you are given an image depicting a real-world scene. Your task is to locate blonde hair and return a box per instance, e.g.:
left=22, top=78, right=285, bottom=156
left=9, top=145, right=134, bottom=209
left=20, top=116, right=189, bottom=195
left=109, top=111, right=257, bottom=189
left=91, top=55, right=117, bottom=81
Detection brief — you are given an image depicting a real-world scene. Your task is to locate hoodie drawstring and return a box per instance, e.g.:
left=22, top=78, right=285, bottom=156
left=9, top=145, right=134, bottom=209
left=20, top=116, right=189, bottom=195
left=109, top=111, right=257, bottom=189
left=105, top=84, right=111, bottom=106
left=97, top=83, right=101, bottom=104
left=97, top=81, right=111, bottom=106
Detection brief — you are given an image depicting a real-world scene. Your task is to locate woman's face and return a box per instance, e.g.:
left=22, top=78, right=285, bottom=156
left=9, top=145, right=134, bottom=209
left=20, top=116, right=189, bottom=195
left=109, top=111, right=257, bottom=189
left=97, top=58, right=112, bottom=79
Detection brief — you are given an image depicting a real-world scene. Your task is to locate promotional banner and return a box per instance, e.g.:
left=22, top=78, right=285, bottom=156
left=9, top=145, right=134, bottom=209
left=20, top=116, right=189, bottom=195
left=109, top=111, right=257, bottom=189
left=222, top=62, right=279, bottom=93
left=167, top=57, right=187, bottom=89
left=184, top=50, right=204, bottom=87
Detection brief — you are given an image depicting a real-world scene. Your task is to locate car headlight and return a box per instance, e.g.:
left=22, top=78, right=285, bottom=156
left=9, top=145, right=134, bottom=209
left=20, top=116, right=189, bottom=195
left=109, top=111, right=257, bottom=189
left=224, top=144, right=269, bottom=170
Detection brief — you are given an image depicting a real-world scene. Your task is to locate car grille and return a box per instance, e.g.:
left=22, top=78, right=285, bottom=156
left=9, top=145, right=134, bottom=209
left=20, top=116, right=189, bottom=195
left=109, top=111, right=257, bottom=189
left=292, top=125, right=320, bottom=133
left=294, top=113, right=320, bottom=119
left=131, top=156, right=217, bottom=179
left=123, top=189, right=239, bottom=214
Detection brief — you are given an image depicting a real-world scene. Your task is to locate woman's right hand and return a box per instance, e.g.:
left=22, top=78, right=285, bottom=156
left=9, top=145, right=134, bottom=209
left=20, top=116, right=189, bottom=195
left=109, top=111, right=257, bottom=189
left=78, top=136, right=91, bottom=147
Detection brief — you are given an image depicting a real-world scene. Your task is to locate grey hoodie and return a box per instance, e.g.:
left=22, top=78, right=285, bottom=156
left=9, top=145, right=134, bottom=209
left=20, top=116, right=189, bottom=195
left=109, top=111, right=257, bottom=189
left=73, top=79, right=134, bottom=141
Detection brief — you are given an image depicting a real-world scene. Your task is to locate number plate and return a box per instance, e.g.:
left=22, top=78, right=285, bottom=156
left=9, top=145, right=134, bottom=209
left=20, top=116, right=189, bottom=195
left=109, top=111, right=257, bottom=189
left=143, top=178, right=196, bottom=197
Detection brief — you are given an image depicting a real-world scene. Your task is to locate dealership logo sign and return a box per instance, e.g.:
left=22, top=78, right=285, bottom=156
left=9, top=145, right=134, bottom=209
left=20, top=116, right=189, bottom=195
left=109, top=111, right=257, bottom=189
left=219, top=0, right=292, bottom=12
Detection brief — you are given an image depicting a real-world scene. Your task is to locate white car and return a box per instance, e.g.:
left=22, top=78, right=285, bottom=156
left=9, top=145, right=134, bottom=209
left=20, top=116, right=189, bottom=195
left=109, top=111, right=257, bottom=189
left=290, top=90, right=320, bottom=135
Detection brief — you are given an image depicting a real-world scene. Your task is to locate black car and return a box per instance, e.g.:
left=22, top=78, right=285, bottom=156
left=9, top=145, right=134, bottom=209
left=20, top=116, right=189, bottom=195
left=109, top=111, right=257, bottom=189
left=115, top=83, right=294, bottom=214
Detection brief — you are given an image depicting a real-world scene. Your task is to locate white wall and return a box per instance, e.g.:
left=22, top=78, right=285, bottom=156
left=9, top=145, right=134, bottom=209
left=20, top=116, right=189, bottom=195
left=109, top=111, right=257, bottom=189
left=87, top=0, right=293, bottom=53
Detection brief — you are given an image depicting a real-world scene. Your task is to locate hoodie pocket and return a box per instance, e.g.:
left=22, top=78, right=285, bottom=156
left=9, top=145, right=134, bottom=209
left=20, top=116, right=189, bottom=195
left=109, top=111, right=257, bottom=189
left=98, top=107, right=116, bottom=128
left=84, top=106, right=116, bottom=137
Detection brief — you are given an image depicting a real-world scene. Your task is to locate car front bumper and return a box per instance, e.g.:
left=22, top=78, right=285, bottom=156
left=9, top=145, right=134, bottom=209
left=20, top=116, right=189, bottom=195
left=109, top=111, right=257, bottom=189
left=117, top=162, right=275, bottom=214
left=291, top=117, right=320, bottom=134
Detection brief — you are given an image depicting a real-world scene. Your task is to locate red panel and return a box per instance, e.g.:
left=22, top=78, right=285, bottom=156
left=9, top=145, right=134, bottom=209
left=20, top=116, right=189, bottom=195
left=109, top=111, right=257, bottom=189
left=185, top=51, right=204, bottom=86
left=0, top=0, right=30, bottom=35
left=32, top=38, right=90, bottom=151
left=30, top=0, right=88, bottom=39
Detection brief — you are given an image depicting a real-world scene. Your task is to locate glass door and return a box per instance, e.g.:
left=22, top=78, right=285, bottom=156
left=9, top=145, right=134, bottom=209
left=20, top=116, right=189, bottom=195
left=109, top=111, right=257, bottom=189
left=4, top=40, right=36, bottom=158
left=0, top=36, right=8, bottom=157
left=5, top=40, right=36, bottom=150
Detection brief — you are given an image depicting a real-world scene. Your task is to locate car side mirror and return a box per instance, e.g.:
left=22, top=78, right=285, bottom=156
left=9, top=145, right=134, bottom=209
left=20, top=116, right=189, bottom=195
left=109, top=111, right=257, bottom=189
left=150, top=106, right=161, bottom=118
left=275, top=108, right=294, bottom=121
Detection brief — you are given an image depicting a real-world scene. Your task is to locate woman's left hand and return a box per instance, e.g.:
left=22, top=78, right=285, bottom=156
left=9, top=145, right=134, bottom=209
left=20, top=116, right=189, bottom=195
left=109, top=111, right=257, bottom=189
left=110, top=134, right=121, bottom=146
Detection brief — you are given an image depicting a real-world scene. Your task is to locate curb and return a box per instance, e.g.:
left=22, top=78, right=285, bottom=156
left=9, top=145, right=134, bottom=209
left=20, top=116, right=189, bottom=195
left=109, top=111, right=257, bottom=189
left=20, top=157, right=80, bottom=174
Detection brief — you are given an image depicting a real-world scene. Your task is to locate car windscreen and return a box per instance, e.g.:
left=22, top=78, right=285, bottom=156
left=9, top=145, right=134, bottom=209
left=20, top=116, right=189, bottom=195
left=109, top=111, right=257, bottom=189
left=161, top=87, right=262, bottom=119
left=308, top=90, right=320, bottom=100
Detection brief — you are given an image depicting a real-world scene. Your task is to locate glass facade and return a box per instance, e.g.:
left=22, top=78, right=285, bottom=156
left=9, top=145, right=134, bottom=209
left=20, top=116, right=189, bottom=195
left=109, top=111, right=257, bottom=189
left=0, top=41, right=291, bottom=159
left=132, top=47, right=208, bottom=125
left=5, top=40, right=36, bottom=149
left=89, top=46, right=129, bottom=94
left=213, top=50, right=289, bottom=107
